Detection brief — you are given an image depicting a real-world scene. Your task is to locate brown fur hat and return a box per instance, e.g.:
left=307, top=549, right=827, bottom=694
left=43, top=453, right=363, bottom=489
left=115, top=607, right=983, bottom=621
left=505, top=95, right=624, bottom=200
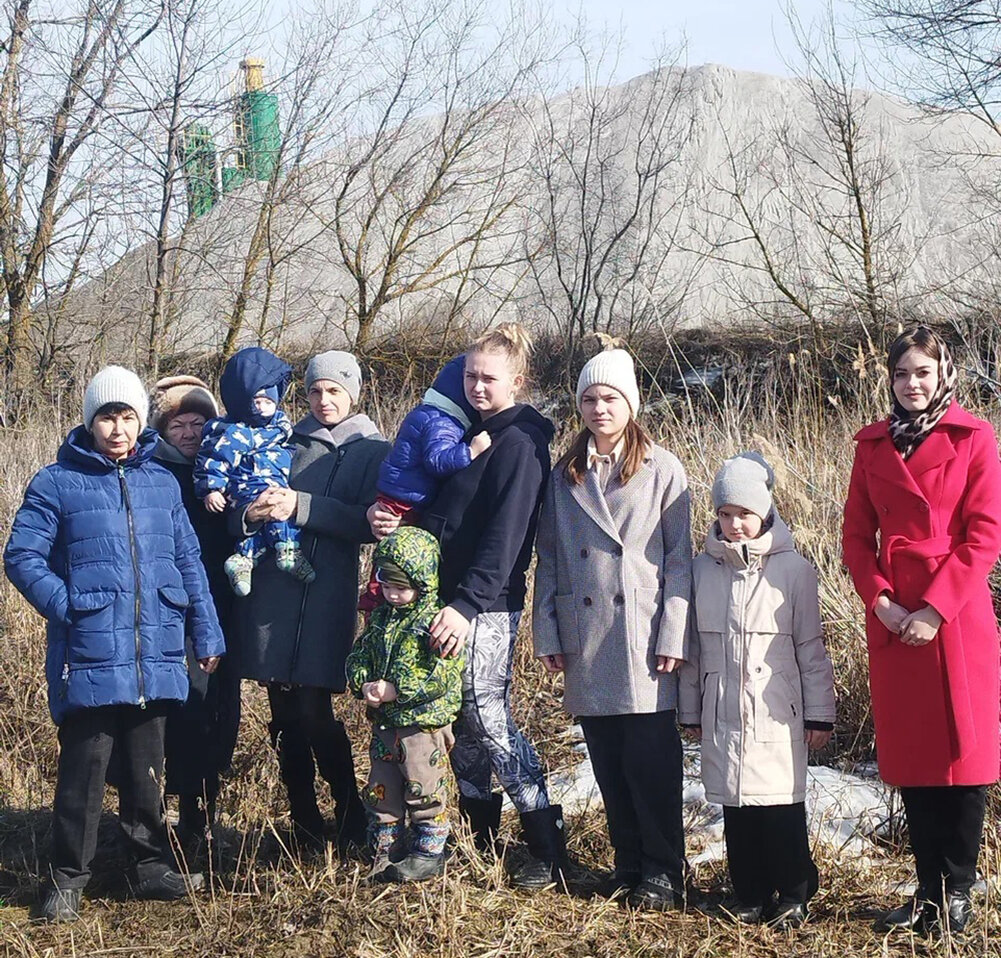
left=149, top=375, right=219, bottom=432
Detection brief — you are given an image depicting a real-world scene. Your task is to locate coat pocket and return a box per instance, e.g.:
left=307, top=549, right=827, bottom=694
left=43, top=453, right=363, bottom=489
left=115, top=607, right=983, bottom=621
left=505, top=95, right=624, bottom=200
left=752, top=669, right=802, bottom=743
left=553, top=594, right=582, bottom=655
left=631, top=586, right=663, bottom=652
left=67, top=591, right=117, bottom=663
left=156, top=585, right=189, bottom=657
left=701, top=671, right=723, bottom=745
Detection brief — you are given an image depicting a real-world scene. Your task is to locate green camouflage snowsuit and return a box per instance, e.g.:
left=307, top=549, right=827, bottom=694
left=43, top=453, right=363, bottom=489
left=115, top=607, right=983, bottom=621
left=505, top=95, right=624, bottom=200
left=346, top=527, right=462, bottom=832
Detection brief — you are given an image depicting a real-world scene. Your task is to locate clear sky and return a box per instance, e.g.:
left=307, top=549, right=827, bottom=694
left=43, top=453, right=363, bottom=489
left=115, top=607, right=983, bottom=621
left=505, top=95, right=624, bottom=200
left=563, top=0, right=865, bottom=82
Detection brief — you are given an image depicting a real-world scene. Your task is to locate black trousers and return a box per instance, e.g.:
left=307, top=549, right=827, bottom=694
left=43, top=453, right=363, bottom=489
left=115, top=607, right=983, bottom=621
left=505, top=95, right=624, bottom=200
left=900, top=785, right=987, bottom=899
left=580, top=710, right=686, bottom=884
left=722, top=802, right=818, bottom=906
left=51, top=702, right=172, bottom=889
left=266, top=684, right=366, bottom=842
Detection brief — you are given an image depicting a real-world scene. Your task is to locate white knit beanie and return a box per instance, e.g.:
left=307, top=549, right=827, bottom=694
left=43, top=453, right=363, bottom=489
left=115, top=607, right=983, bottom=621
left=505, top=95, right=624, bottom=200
left=83, top=366, right=149, bottom=432
left=712, top=452, right=775, bottom=519
left=575, top=348, right=641, bottom=417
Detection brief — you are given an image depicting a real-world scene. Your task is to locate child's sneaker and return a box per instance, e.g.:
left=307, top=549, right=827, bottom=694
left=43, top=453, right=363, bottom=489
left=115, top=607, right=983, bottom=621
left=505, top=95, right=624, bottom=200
left=275, top=541, right=315, bottom=584
left=224, top=553, right=254, bottom=597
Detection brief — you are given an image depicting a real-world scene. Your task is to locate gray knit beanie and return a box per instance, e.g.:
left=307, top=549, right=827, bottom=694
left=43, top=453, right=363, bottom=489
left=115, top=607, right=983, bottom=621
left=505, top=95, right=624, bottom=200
left=304, top=350, right=362, bottom=403
left=575, top=348, right=641, bottom=418
left=712, top=451, right=775, bottom=519
left=83, top=366, right=149, bottom=432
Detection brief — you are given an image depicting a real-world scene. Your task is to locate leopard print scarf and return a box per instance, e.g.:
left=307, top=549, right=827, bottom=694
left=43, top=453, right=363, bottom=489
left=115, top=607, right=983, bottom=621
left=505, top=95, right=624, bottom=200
left=887, top=330, right=956, bottom=460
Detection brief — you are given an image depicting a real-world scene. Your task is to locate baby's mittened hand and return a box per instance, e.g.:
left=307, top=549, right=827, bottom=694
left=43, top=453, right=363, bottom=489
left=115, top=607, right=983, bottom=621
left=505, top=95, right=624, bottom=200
left=469, top=431, right=492, bottom=459
left=204, top=491, right=227, bottom=513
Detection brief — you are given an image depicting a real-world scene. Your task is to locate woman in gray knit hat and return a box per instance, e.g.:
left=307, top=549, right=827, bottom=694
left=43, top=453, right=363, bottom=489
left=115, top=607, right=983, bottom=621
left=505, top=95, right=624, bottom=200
left=235, top=350, right=391, bottom=853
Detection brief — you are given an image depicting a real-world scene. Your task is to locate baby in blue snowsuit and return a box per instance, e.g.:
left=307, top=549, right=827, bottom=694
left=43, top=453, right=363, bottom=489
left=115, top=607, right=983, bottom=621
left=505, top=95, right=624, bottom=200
left=194, top=347, right=315, bottom=596
left=359, top=354, right=490, bottom=613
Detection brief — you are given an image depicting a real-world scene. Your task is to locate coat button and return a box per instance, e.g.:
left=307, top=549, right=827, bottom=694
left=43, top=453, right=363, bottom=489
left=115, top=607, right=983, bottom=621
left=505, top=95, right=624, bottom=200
left=755, top=666, right=762, bottom=674
left=614, top=594, right=625, bottom=605
left=580, top=548, right=589, bottom=558
left=920, top=503, right=929, bottom=512
left=583, top=597, right=592, bottom=607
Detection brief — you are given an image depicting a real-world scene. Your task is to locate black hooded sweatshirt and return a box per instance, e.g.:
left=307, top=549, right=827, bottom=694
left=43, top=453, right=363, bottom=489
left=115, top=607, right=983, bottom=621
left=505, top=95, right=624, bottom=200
left=422, top=403, right=555, bottom=620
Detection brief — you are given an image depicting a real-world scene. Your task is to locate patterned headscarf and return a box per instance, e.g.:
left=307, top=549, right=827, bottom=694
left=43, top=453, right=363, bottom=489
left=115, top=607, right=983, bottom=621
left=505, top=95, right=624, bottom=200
left=887, top=326, right=956, bottom=460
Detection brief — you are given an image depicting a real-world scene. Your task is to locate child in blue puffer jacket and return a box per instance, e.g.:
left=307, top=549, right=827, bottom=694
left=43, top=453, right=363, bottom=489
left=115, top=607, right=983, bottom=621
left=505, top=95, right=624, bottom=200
left=358, top=355, right=491, bottom=614
left=4, top=366, right=226, bottom=923
left=194, top=346, right=315, bottom=597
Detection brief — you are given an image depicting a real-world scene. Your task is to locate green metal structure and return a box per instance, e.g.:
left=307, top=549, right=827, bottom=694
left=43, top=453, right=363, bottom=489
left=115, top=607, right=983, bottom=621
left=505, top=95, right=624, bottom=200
left=179, top=123, right=218, bottom=218
left=222, top=59, right=280, bottom=194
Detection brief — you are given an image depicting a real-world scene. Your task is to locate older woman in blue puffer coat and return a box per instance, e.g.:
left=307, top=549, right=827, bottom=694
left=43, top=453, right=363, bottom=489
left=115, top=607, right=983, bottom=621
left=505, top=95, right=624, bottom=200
left=4, top=366, right=225, bottom=923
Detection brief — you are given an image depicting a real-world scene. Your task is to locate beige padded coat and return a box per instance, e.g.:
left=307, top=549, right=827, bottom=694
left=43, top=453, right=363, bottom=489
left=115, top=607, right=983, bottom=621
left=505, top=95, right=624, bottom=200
left=532, top=443, right=692, bottom=716
left=678, top=515, right=835, bottom=806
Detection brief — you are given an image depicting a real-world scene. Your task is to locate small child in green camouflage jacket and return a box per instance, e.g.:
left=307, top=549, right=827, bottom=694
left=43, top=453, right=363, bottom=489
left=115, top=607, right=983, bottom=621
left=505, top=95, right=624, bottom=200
left=345, top=526, right=463, bottom=881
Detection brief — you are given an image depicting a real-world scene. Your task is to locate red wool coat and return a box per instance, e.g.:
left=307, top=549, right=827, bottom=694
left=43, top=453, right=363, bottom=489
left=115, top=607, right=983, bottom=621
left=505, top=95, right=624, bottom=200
left=842, top=403, right=1001, bottom=787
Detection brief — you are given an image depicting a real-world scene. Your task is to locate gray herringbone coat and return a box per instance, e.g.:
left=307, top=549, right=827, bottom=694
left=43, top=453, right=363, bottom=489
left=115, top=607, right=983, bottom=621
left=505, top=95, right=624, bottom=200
left=532, top=443, right=692, bottom=716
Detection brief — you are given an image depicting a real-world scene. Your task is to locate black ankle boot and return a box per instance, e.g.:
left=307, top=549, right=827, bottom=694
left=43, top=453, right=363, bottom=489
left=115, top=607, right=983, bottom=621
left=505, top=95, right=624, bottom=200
left=509, top=805, right=567, bottom=891
left=944, top=892, right=972, bottom=938
left=875, top=894, right=938, bottom=934
left=458, top=793, right=503, bottom=853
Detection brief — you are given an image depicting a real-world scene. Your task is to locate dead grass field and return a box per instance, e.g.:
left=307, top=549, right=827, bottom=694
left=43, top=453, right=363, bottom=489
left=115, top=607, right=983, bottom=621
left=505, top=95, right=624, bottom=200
left=1, top=336, right=999, bottom=956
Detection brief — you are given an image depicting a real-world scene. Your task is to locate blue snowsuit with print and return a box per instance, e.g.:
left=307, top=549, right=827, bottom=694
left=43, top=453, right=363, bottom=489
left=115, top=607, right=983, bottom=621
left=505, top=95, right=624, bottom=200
left=377, top=355, right=480, bottom=508
left=194, top=347, right=298, bottom=560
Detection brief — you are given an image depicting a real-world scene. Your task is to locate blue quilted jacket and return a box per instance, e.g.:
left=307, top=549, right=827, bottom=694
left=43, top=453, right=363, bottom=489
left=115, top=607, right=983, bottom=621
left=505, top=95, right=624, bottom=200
left=3, top=426, right=226, bottom=724
left=378, top=355, right=480, bottom=507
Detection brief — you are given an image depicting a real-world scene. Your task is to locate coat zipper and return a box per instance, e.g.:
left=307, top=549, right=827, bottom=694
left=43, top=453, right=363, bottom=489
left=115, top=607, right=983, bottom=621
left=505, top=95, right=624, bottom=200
left=119, top=463, right=146, bottom=708
left=735, top=546, right=749, bottom=805
left=289, top=445, right=347, bottom=676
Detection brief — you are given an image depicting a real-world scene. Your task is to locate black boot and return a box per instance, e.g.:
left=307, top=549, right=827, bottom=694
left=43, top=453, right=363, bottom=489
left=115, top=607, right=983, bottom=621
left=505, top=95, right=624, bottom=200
left=32, top=886, right=82, bottom=923
left=509, top=805, right=567, bottom=891
left=333, top=793, right=368, bottom=854
left=874, top=893, right=939, bottom=935
left=944, top=892, right=973, bottom=938
left=459, top=793, right=503, bottom=854
left=269, top=720, right=325, bottom=851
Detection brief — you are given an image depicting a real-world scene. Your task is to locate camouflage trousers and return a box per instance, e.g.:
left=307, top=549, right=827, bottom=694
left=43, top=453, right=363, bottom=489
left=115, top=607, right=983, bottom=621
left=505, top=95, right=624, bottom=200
left=364, top=724, right=455, bottom=825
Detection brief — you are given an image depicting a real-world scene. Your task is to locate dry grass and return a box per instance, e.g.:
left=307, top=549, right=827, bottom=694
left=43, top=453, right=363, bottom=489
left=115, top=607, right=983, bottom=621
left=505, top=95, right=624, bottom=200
left=1, top=337, right=1000, bottom=956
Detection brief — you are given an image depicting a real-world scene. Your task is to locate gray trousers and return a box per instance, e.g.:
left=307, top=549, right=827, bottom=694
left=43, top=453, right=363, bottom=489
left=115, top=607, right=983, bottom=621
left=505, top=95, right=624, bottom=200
left=365, top=724, right=454, bottom=825
left=449, top=611, right=550, bottom=814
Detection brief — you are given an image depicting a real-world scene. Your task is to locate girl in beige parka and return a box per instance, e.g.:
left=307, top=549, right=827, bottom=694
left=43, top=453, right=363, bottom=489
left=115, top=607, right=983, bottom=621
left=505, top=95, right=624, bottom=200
left=679, top=452, right=835, bottom=928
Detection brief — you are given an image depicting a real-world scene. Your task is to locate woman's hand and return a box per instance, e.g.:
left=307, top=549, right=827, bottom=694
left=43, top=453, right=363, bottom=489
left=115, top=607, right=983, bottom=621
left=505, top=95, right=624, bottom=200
left=198, top=656, right=220, bottom=674
left=541, top=653, right=565, bottom=673
left=265, top=487, right=298, bottom=522
left=681, top=725, right=701, bottom=741
left=898, top=605, right=942, bottom=646
left=805, top=729, right=833, bottom=749
left=656, top=655, right=681, bottom=674
left=246, top=488, right=283, bottom=524
left=874, top=593, right=910, bottom=634
left=367, top=502, right=403, bottom=541
left=429, top=605, right=470, bottom=658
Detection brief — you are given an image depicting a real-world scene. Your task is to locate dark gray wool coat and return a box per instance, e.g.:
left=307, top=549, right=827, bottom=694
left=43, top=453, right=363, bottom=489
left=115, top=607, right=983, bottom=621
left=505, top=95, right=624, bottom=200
left=234, top=413, right=389, bottom=690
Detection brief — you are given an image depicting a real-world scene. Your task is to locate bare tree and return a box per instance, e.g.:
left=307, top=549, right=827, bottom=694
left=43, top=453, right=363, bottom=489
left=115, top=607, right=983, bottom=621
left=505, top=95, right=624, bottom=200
left=316, top=0, right=550, bottom=355
left=522, top=34, right=696, bottom=355
left=0, top=0, right=165, bottom=392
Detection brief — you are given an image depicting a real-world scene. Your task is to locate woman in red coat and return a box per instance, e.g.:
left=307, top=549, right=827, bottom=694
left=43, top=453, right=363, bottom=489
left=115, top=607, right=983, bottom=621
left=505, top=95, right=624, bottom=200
left=843, top=326, right=1001, bottom=936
